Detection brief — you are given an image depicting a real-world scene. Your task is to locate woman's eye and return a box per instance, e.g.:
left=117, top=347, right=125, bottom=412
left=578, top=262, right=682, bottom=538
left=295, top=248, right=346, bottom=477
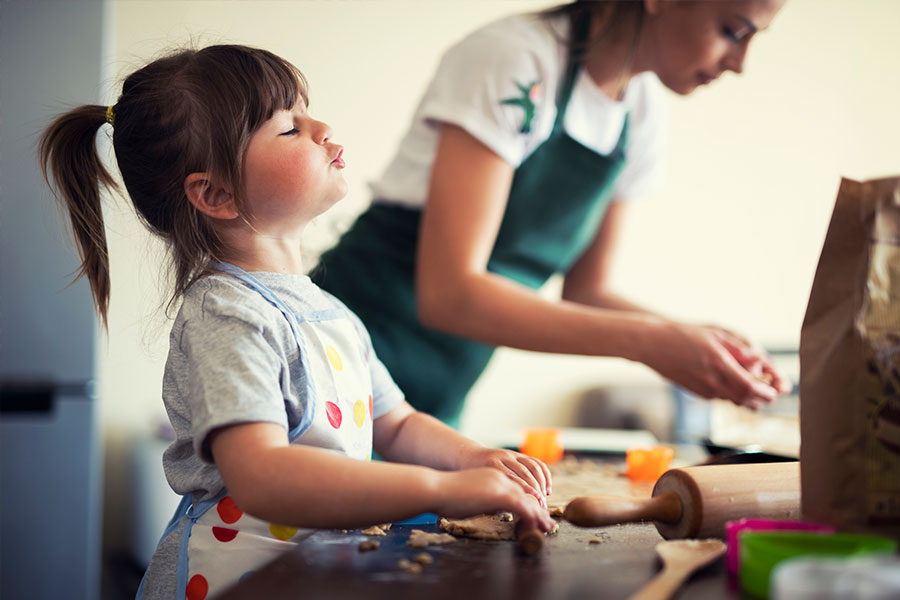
left=722, top=26, right=745, bottom=42
left=280, top=128, right=299, bottom=136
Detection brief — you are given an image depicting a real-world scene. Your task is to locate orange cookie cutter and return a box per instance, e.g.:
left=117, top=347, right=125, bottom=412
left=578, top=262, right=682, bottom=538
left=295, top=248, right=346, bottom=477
left=519, top=428, right=564, bottom=463
left=626, top=445, right=673, bottom=482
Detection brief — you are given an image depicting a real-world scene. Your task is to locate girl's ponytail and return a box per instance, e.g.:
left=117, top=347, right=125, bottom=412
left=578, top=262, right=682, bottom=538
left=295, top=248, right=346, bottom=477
left=39, top=45, right=307, bottom=322
left=39, top=104, right=119, bottom=327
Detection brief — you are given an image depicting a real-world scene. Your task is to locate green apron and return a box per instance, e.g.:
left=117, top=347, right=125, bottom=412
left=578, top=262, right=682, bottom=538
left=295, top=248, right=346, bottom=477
left=314, top=15, right=628, bottom=427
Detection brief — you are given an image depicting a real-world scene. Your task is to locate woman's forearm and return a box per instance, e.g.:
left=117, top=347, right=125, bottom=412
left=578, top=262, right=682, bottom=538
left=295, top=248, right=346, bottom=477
left=417, top=268, right=662, bottom=363
left=561, top=282, right=656, bottom=314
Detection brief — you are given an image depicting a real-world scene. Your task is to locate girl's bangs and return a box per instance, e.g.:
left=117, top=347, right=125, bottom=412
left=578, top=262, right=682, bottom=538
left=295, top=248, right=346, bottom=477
left=243, top=51, right=309, bottom=131
left=194, top=45, right=311, bottom=133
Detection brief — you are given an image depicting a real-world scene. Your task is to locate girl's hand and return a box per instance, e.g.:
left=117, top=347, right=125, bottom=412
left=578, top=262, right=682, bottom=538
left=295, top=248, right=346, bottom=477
left=641, top=321, right=788, bottom=410
left=433, top=468, right=557, bottom=532
left=458, top=447, right=552, bottom=503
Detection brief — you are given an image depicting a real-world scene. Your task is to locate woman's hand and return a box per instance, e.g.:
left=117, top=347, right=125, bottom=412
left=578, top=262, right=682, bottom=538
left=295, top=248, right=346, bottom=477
left=709, top=325, right=792, bottom=392
left=640, top=321, right=789, bottom=410
left=458, top=447, right=552, bottom=504
left=433, top=468, right=557, bottom=532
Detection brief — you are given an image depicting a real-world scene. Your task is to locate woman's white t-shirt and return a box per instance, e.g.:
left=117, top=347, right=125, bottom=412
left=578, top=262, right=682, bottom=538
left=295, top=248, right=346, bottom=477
left=369, top=11, right=669, bottom=208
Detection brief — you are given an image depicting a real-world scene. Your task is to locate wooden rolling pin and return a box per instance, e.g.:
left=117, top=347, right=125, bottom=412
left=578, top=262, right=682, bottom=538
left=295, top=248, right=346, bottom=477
left=515, top=494, right=548, bottom=555
left=515, top=520, right=545, bottom=555
left=564, top=462, right=800, bottom=539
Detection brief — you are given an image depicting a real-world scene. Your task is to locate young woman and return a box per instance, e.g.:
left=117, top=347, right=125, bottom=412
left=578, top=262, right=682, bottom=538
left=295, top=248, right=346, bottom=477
left=314, top=0, right=791, bottom=427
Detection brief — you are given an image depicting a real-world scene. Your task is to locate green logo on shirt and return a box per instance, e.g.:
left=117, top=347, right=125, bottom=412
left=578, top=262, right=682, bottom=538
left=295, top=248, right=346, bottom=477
left=500, top=80, right=541, bottom=134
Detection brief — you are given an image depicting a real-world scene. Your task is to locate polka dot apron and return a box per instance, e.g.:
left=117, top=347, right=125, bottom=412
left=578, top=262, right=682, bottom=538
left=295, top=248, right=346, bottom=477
left=147, top=262, right=374, bottom=600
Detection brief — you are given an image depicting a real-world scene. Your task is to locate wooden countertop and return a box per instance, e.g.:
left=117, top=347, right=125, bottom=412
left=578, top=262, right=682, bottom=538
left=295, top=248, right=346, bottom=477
left=217, top=520, right=740, bottom=600
left=218, top=457, right=743, bottom=599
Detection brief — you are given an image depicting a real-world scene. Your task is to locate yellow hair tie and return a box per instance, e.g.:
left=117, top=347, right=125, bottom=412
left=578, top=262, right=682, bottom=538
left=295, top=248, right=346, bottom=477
left=105, top=104, right=115, bottom=126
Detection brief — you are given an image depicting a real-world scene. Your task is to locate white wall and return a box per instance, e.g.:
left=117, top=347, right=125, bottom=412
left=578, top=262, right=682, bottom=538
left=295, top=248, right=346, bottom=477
left=100, top=0, right=900, bottom=552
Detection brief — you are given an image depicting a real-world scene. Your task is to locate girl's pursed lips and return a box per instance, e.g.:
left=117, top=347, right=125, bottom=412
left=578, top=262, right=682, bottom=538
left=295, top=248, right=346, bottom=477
left=331, top=147, right=345, bottom=168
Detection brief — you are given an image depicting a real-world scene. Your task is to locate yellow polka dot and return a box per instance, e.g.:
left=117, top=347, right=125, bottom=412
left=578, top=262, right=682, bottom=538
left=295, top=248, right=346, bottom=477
left=326, top=346, right=343, bottom=371
left=269, top=523, right=299, bottom=541
left=353, top=400, right=366, bottom=428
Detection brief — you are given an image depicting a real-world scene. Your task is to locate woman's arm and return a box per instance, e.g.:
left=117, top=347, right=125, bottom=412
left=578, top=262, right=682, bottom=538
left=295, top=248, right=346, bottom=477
left=211, top=421, right=556, bottom=531
left=416, top=124, right=654, bottom=358
left=416, top=125, right=784, bottom=407
left=562, top=200, right=791, bottom=402
left=561, top=199, right=651, bottom=312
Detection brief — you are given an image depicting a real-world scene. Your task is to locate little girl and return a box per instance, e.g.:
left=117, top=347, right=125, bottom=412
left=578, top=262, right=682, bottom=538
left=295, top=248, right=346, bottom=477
left=39, top=45, right=555, bottom=600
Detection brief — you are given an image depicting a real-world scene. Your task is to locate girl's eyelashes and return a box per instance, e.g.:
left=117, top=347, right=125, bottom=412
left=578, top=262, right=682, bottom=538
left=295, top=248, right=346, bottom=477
left=280, top=128, right=299, bottom=136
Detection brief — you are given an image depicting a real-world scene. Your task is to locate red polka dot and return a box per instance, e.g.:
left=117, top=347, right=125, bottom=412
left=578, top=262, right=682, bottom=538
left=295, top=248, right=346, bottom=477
left=368, top=395, right=373, bottom=419
left=325, top=401, right=342, bottom=429
left=216, top=496, right=242, bottom=524
left=212, top=526, right=238, bottom=542
left=186, top=574, right=208, bottom=600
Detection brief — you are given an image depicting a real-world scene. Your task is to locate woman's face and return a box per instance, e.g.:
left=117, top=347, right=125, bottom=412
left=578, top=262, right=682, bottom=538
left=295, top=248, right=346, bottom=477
left=641, top=0, right=786, bottom=95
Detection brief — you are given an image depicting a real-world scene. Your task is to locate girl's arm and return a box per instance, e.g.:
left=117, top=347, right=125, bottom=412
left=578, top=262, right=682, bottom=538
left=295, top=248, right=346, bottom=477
left=373, top=402, right=551, bottom=500
left=211, top=421, right=556, bottom=532
left=415, top=125, right=784, bottom=408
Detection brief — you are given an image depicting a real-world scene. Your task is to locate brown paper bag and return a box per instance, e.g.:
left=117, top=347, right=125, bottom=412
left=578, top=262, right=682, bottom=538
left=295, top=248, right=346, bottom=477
left=800, top=176, right=900, bottom=537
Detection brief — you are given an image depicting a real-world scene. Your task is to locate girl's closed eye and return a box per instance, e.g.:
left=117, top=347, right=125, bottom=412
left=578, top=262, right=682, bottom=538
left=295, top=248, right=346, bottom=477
left=281, top=127, right=299, bottom=136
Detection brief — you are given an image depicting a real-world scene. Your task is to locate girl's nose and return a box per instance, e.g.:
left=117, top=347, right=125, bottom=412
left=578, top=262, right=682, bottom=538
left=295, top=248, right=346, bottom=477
left=315, top=121, right=333, bottom=144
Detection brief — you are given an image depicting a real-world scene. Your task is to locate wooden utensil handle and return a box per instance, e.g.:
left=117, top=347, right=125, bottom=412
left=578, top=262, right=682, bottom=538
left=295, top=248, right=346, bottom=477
left=564, top=493, right=682, bottom=527
left=515, top=522, right=544, bottom=556
left=628, top=567, right=689, bottom=600
left=515, top=493, right=546, bottom=555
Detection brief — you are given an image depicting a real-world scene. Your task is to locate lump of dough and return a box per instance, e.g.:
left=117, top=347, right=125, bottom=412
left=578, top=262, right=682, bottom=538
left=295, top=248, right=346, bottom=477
left=439, top=515, right=559, bottom=541
left=361, top=523, right=392, bottom=536
left=398, top=559, right=423, bottom=574
left=407, top=528, right=456, bottom=547
left=439, top=514, right=516, bottom=541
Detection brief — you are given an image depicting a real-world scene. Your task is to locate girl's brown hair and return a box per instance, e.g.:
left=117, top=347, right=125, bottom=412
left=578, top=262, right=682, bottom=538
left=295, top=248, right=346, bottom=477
left=39, top=45, right=308, bottom=327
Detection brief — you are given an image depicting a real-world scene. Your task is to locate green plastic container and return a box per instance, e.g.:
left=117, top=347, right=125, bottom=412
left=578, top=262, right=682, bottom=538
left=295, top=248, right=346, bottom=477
left=739, top=531, right=898, bottom=598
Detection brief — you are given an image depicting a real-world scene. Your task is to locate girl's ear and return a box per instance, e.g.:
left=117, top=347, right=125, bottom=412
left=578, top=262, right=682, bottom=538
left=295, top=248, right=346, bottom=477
left=184, top=172, right=239, bottom=220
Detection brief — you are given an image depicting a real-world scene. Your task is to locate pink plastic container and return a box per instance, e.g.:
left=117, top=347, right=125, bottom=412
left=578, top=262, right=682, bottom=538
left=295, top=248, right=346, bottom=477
left=725, top=518, right=835, bottom=575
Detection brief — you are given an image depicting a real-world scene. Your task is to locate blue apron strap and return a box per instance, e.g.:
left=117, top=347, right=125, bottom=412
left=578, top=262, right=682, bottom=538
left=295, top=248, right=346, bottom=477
left=139, top=266, right=324, bottom=598
left=209, top=261, right=302, bottom=339
left=207, top=260, right=316, bottom=441
left=135, top=491, right=199, bottom=600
